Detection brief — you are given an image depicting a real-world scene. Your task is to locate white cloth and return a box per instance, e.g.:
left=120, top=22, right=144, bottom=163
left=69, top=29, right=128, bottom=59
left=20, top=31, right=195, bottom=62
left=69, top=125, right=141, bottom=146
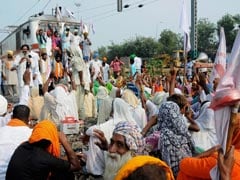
left=30, top=51, right=41, bottom=86
left=0, top=114, right=12, bottom=127
left=146, top=100, right=158, bottom=118
left=0, top=95, right=7, bottom=115
left=85, top=98, right=135, bottom=175
left=71, top=47, right=85, bottom=85
left=39, top=56, right=51, bottom=84
left=46, top=36, right=52, bottom=57
left=102, top=63, right=110, bottom=83
left=2, top=60, right=18, bottom=85
left=14, top=53, right=33, bottom=88
left=130, top=105, right=147, bottom=130
left=134, top=57, right=142, bottom=72
left=19, top=85, right=30, bottom=105
left=70, top=34, right=82, bottom=48
left=44, top=87, right=78, bottom=127
left=83, top=61, right=91, bottom=90
left=0, top=125, right=32, bottom=179
left=90, top=59, right=102, bottom=81
left=191, top=102, right=218, bottom=150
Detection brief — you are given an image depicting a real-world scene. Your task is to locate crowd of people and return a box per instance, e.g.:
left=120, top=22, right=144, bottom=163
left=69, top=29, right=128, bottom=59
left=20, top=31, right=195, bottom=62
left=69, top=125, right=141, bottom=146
left=0, top=25, right=238, bottom=180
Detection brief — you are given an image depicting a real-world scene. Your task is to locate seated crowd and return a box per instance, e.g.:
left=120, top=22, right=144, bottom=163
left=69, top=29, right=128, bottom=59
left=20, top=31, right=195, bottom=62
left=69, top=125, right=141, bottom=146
left=0, top=37, right=238, bottom=180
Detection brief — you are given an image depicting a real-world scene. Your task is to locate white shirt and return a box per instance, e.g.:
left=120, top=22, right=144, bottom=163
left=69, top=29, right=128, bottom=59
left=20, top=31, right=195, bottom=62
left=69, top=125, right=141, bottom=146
left=134, top=57, right=142, bottom=71
left=0, top=114, right=12, bottom=127
left=14, top=53, right=33, bottom=88
left=102, top=63, right=110, bottom=83
left=30, top=51, right=41, bottom=86
left=0, top=125, right=32, bottom=179
left=70, top=34, right=82, bottom=47
left=46, top=36, right=52, bottom=57
left=90, top=59, right=102, bottom=81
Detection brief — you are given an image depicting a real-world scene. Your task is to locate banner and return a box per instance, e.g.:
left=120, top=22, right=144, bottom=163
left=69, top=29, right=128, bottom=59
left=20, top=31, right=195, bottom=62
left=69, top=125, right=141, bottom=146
left=209, top=27, right=226, bottom=83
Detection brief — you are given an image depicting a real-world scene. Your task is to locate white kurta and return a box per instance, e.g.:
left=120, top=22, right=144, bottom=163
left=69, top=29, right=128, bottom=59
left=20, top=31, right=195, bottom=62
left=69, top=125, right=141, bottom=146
left=0, top=125, right=32, bottom=179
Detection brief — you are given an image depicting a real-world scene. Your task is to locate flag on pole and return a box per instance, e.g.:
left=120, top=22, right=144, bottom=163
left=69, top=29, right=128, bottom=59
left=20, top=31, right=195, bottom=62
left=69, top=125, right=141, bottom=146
left=209, top=27, right=227, bottom=83
left=56, top=5, right=62, bottom=21
left=80, top=18, right=83, bottom=33
left=62, top=7, right=75, bottom=19
left=210, top=29, right=240, bottom=180
left=179, top=0, right=191, bottom=55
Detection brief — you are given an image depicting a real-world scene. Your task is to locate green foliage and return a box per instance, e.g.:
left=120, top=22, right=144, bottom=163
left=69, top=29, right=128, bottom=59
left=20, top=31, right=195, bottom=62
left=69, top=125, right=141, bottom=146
left=217, top=14, right=239, bottom=52
left=98, top=46, right=108, bottom=58
left=197, top=18, right=217, bottom=57
left=146, top=58, right=163, bottom=76
left=157, top=29, right=182, bottom=54
left=96, top=13, right=240, bottom=63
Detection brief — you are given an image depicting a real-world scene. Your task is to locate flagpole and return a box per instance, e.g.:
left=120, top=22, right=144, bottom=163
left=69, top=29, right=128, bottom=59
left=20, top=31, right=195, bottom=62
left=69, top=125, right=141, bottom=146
left=180, top=0, right=191, bottom=84
left=183, top=34, right=188, bottom=85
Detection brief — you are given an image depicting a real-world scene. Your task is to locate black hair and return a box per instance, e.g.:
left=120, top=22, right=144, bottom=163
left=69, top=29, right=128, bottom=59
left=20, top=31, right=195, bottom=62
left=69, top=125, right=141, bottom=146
left=130, top=58, right=134, bottom=65
left=12, top=105, right=30, bottom=123
left=167, top=94, right=188, bottom=110
left=31, top=139, right=51, bottom=149
left=21, top=44, right=30, bottom=50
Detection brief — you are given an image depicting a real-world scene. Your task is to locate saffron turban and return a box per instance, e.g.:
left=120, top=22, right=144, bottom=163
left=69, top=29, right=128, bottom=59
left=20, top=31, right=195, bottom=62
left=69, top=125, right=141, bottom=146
left=29, top=120, right=60, bottom=157
left=115, top=155, right=174, bottom=180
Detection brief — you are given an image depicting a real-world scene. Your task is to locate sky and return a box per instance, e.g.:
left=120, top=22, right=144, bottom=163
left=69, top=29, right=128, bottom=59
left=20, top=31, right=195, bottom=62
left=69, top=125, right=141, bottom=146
left=0, top=0, right=239, bottom=51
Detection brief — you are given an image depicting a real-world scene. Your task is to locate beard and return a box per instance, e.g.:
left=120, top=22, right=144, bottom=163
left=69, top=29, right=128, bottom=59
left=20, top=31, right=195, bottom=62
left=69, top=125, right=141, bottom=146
left=103, top=151, right=132, bottom=180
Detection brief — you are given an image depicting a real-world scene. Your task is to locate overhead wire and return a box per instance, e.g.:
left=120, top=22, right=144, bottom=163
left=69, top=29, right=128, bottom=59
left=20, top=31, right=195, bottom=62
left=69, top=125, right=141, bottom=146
left=75, top=2, right=116, bottom=13
left=85, top=0, right=160, bottom=23
left=14, top=0, right=42, bottom=25
left=12, top=0, right=160, bottom=26
left=41, top=0, right=51, bottom=12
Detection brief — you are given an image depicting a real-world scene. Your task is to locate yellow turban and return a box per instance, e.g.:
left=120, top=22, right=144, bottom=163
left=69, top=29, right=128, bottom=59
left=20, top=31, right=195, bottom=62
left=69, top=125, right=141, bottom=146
left=7, top=50, right=13, bottom=56
left=115, top=155, right=174, bottom=180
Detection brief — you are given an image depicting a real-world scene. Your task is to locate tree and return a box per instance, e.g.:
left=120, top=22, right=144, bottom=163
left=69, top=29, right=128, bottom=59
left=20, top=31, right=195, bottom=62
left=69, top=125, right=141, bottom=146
left=107, top=43, right=124, bottom=61
left=98, top=46, right=108, bottom=59
left=217, top=14, right=239, bottom=52
left=121, top=36, right=158, bottom=58
left=197, top=18, right=217, bottom=57
left=100, top=36, right=158, bottom=61
left=157, top=29, right=182, bottom=54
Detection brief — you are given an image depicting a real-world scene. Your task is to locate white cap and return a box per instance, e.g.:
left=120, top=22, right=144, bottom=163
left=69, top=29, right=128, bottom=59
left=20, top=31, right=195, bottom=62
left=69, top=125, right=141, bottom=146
left=0, top=95, right=7, bottom=115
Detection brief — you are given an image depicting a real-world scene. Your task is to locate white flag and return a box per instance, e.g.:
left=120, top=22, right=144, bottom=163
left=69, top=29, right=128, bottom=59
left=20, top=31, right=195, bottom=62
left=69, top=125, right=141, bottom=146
left=209, top=27, right=226, bottom=83
left=179, top=0, right=191, bottom=54
left=210, top=29, right=240, bottom=180
left=56, top=5, right=62, bottom=21
left=62, top=7, right=75, bottom=19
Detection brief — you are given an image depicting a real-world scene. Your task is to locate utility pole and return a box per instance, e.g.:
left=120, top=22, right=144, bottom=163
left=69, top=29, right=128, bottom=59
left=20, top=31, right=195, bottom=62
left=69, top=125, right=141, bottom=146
left=117, top=0, right=123, bottom=12
left=191, top=0, right=198, bottom=59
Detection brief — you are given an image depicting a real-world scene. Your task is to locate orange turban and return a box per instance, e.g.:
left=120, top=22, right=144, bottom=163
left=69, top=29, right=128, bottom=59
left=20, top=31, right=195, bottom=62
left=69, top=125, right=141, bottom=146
left=115, top=155, right=174, bottom=180
left=102, top=57, right=107, bottom=62
left=29, top=120, right=60, bottom=157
